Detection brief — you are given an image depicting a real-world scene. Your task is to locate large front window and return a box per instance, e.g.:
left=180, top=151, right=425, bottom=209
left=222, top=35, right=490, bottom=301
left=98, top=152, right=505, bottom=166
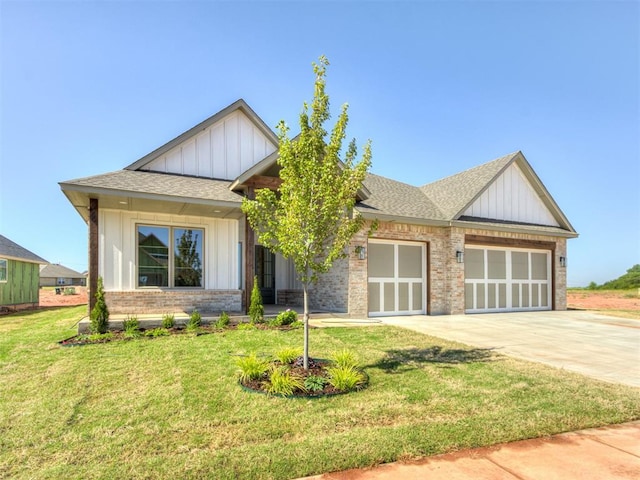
left=137, top=226, right=203, bottom=288
left=0, top=259, right=7, bottom=282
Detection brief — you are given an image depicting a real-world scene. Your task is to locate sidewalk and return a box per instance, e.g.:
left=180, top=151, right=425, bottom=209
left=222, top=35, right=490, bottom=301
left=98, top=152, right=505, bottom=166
left=298, top=421, right=640, bottom=480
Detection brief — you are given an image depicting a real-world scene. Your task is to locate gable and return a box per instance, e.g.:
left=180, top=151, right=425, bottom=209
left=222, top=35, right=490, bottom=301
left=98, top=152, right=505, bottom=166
left=137, top=110, right=277, bottom=180
left=461, top=162, right=560, bottom=227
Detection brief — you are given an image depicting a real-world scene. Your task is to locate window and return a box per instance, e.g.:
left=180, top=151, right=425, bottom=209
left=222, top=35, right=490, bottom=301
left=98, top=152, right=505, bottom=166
left=137, top=225, right=203, bottom=288
left=0, top=259, right=6, bottom=282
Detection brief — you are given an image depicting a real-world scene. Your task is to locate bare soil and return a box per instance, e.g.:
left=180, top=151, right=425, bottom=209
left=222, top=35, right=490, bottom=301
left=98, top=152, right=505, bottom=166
left=39, top=287, right=88, bottom=307
left=567, top=289, right=640, bottom=311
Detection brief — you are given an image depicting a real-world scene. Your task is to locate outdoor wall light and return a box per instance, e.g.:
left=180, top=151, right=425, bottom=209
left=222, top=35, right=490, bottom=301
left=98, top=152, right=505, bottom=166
left=456, top=250, right=464, bottom=263
left=355, top=245, right=366, bottom=260
left=559, top=256, right=567, bottom=267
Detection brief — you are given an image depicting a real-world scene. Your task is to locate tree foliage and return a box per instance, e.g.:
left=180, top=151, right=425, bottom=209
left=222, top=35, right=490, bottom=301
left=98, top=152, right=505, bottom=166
left=241, top=56, right=372, bottom=369
left=598, top=264, right=640, bottom=290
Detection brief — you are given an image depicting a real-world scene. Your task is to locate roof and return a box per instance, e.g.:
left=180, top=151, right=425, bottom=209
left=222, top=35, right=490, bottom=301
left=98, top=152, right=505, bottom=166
left=40, top=263, right=86, bottom=279
left=0, top=235, right=48, bottom=264
left=356, top=173, right=447, bottom=224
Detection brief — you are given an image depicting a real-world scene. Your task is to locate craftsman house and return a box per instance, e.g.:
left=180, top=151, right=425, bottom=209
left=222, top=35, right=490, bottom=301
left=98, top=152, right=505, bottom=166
left=60, top=99, right=577, bottom=317
left=0, top=234, right=48, bottom=312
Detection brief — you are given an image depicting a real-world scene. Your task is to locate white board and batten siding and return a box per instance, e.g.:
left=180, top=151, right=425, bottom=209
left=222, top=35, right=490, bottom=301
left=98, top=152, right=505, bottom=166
left=463, top=163, right=560, bottom=227
left=99, top=209, right=239, bottom=291
left=139, top=110, right=277, bottom=180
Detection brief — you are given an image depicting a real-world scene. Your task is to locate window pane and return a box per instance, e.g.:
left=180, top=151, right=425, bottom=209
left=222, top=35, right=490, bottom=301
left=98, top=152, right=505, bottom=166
left=174, top=228, right=203, bottom=287
left=531, top=252, right=548, bottom=280
left=488, top=283, right=496, bottom=308
left=499, top=284, right=507, bottom=308
left=138, top=226, right=169, bottom=287
left=541, top=284, right=549, bottom=307
left=412, top=282, right=422, bottom=311
left=368, top=282, right=380, bottom=313
left=465, top=283, right=474, bottom=309
left=488, top=250, right=506, bottom=279
left=512, top=284, right=520, bottom=308
left=398, top=282, right=409, bottom=311
left=0, top=259, right=6, bottom=282
left=532, top=284, right=539, bottom=307
left=383, top=282, right=395, bottom=312
left=476, top=283, right=485, bottom=309
left=465, top=249, right=484, bottom=279
left=398, top=245, right=422, bottom=278
left=368, top=243, right=394, bottom=277
left=512, top=252, right=529, bottom=280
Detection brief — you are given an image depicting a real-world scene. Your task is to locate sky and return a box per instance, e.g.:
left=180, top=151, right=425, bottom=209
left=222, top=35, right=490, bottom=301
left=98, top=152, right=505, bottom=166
left=1, top=0, right=638, bottom=287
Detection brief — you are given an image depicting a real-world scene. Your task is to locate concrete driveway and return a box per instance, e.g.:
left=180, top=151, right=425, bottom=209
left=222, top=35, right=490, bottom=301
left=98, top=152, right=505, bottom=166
left=379, top=311, right=640, bottom=387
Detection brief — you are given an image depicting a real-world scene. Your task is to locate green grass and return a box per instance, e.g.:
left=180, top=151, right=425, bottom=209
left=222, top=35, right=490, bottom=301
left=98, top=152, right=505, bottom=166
left=1, top=306, right=639, bottom=480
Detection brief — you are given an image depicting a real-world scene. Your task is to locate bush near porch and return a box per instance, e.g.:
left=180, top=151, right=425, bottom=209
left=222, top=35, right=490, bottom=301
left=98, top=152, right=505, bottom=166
left=1, top=306, right=639, bottom=480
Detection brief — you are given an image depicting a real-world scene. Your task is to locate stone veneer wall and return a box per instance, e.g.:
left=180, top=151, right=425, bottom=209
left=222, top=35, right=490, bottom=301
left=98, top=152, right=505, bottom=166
left=104, top=289, right=242, bottom=315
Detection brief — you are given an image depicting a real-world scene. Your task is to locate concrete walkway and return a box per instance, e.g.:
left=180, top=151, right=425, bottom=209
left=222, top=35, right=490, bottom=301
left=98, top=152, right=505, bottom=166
left=299, top=421, right=640, bottom=480
left=378, top=311, right=640, bottom=387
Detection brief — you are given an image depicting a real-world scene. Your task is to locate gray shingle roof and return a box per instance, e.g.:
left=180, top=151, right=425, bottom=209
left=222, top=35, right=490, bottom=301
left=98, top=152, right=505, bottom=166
left=0, top=235, right=48, bottom=264
left=419, top=152, right=517, bottom=219
left=61, top=170, right=243, bottom=204
left=357, top=173, right=446, bottom=222
left=40, top=264, right=86, bottom=279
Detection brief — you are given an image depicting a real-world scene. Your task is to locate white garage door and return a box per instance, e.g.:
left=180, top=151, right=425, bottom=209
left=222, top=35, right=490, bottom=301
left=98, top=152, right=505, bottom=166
left=465, top=246, right=552, bottom=313
left=368, top=240, right=426, bottom=316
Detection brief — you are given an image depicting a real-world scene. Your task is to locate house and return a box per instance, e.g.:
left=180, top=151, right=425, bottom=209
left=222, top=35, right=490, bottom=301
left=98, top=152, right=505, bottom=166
left=0, top=234, right=48, bottom=312
left=59, top=99, right=577, bottom=318
left=39, top=264, right=87, bottom=287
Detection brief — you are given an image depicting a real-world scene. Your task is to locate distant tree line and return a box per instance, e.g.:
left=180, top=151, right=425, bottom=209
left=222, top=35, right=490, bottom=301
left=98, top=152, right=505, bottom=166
left=587, top=264, right=640, bottom=290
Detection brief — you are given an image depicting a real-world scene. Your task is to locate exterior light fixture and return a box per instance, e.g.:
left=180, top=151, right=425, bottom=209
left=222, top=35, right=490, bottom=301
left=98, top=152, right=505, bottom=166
left=456, top=251, right=464, bottom=263
left=559, top=256, right=567, bottom=267
left=355, top=245, right=366, bottom=260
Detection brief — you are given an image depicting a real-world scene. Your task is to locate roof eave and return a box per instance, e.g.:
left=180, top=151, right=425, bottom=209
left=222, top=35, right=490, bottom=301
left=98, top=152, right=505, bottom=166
left=450, top=219, right=579, bottom=238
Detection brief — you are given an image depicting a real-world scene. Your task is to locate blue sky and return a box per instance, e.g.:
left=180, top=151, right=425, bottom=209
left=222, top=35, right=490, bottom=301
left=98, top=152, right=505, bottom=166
left=1, top=0, right=638, bottom=287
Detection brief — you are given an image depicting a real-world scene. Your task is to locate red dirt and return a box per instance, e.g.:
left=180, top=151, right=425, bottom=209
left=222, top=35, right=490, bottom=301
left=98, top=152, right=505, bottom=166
left=567, top=290, right=640, bottom=311
left=39, top=287, right=88, bottom=307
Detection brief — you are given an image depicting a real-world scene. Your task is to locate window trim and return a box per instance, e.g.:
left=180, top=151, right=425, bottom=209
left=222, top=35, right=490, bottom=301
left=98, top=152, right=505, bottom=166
left=0, top=258, right=7, bottom=283
left=136, top=224, right=205, bottom=289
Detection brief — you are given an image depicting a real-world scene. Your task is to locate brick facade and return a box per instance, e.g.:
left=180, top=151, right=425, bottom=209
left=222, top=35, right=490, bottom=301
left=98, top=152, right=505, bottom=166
left=105, top=289, right=242, bottom=315
left=345, top=221, right=568, bottom=317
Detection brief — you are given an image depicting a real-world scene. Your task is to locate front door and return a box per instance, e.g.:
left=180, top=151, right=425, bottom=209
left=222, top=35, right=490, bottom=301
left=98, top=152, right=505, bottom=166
left=255, top=245, right=276, bottom=304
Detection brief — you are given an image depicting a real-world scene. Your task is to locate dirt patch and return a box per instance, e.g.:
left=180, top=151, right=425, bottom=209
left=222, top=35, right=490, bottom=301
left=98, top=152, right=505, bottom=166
left=39, top=287, right=88, bottom=307
left=567, top=290, right=640, bottom=311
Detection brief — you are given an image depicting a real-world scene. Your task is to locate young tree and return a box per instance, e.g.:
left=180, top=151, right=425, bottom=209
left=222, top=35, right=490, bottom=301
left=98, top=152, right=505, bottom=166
left=241, top=56, right=372, bottom=369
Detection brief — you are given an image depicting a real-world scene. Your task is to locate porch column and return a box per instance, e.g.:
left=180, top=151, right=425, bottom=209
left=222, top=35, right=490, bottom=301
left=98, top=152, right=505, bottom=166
left=88, top=198, right=99, bottom=313
left=244, top=187, right=255, bottom=313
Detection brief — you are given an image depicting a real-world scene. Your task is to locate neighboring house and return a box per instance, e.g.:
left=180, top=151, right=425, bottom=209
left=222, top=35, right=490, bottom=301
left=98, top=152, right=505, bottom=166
left=39, top=264, right=87, bottom=287
left=60, top=99, right=578, bottom=317
left=0, top=234, right=48, bottom=312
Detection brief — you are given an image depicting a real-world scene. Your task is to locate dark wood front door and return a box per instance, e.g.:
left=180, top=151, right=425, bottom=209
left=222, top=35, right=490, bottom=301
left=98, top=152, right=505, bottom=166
left=255, top=245, right=276, bottom=304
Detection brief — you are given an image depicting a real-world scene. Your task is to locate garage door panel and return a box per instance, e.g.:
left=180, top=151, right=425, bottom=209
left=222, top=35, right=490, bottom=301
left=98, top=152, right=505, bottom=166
left=466, top=247, right=551, bottom=313
left=368, top=240, right=426, bottom=316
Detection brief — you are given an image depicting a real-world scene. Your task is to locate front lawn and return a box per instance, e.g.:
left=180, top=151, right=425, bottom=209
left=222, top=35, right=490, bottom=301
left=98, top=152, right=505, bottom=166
left=1, top=306, right=639, bottom=480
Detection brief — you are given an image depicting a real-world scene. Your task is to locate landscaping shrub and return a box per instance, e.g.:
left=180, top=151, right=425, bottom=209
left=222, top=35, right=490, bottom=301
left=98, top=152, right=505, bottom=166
left=236, top=354, right=269, bottom=382
left=275, top=347, right=303, bottom=364
left=270, top=309, right=298, bottom=327
left=304, top=375, right=328, bottom=392
left=123, top=315, right=140, bottom=338
left=216, top=311, right=230, bottom=329
left=331, top=349, right=359, bottom=369
left=249, top=276, right=264, bottom=324
left=265, top=366, right=305, bottom=396
left=327, top=365, right=366, bottom=391
left=237, top=322, right=257, bottom=331
left=144, top=328, right=169, bottom=338
left=187, top=309, right=202, bottom=331
left=90, top=276, right=109, bottom=334
left=162, top=313, right=175, bottom=329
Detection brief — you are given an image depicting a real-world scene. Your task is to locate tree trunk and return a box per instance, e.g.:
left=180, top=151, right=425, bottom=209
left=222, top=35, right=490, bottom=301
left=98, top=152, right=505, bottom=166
left=303, top=283, right=309, bottom=370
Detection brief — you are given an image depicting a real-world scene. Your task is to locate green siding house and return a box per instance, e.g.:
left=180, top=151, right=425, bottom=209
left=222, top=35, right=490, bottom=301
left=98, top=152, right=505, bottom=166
left=0, top=235, right=48, bottom=312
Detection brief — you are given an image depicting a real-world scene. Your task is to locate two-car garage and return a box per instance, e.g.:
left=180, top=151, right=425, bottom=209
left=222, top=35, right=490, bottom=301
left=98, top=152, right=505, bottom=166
left=366, top=238, right=553, bottom=316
